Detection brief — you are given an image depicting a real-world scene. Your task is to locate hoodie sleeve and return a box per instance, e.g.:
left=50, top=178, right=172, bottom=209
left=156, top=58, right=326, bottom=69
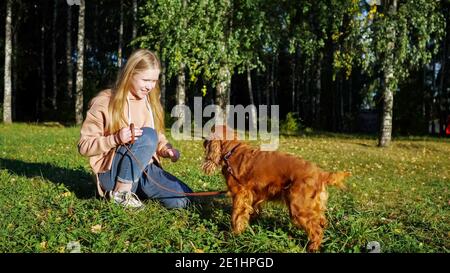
left=77, top=96, right=120, bottom=157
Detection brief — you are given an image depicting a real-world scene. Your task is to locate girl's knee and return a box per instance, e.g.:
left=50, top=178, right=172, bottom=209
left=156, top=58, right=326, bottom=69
left=139, top=127, right=157, bottom=145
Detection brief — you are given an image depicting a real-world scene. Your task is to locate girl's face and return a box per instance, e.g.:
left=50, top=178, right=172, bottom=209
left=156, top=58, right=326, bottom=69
left=129, top=69, right=160, bottom=99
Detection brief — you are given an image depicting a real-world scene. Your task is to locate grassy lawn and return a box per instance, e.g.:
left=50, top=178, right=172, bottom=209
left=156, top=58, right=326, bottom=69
left=0, top=123, right=449, bottom=253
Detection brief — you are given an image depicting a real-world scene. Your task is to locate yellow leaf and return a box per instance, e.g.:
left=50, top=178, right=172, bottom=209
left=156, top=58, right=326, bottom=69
left=62, top=192, right=71, bottom=197
left=40, top=241, right=48, bottom=250
left=190, top=241, right=204, bottom=253
left=90, top=224, right=102, bottom=234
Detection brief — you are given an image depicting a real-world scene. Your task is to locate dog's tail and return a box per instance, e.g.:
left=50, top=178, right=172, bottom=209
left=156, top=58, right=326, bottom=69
left=321, top=171, right=351, bottom=189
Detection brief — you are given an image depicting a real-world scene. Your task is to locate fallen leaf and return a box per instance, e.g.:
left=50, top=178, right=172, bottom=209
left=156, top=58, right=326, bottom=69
left=40, top=241, right=48, bottom=249
left=90, top=224, right=102, bottom=234
left=62, top=192, right=71, bottom=197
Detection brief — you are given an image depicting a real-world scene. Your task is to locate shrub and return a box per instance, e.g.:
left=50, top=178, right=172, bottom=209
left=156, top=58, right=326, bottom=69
left=281, top=112, right=302, bottom=135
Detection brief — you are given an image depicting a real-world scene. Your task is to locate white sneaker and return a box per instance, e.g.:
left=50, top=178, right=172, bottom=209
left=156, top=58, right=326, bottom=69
left=106, top=191, right=144, bottom=209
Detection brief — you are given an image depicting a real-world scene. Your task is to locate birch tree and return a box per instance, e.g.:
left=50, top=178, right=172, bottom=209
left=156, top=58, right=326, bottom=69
left=363, top=0, right=444, bottom=146
left=75, top=0, right=85, bottom=125
left=3, top=0, right=12, bottom=123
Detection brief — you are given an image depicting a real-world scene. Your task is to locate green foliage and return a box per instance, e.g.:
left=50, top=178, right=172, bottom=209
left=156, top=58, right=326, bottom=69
left=287, top=0, right=329, bottom=66
left=362, top=0, right=445, bottom=87
left=1, top=123, right=449, bottom=253
left=138, top=0, right=276, bottom=89
left=330, top=0, right=365, bottom=79
left=280, top=112, right=301, bottom=135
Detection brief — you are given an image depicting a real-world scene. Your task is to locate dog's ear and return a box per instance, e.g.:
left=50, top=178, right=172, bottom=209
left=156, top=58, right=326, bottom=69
left=201, top=139, right=222, bottom=175
left=203, top=139, right=209, bottom=149
left=208, top=140, right=222, bottom=163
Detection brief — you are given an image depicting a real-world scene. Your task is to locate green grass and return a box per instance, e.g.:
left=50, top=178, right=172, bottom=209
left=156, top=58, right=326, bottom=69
left=0, top=123, right=449, bottom=253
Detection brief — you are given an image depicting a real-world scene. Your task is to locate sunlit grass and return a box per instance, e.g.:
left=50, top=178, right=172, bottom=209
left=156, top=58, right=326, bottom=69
left=0, top=123, right=449, bottom=253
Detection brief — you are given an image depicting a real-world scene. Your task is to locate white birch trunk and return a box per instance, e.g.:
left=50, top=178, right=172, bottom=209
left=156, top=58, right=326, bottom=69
left=246, top=67, right=257, bottom=130
left=215, top=65, right=231, bottom=124
left=176, top=64, right=186, bottom=106
left=379, top=70, right=394, bottom=147
left=132, top=0, right=137, bottom=40
left=160, top=58, right=166, bottom=109
left=118, top=0, right=123, bottom=68
left=378, top=0, right=398, bottom=147
left=75, top=0, right=85, bottom=125
left=3, top=0, right=12, bottom=123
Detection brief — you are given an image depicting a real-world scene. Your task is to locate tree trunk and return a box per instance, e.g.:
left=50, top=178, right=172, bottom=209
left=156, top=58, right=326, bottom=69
left=216, top=65, right=231, bottom=121
left=93, top=2, right=98, bottom=58
left=118, top=0, right=123, bottom=68
left=246, top=67, right=257, bottom=130
left=297, top=67, right=304, bottom=115
left=132, top=0, right=137, bottom=41
left=314, top=59, right=321, bottom=125
left=331, top=79, right=336, bottom=131
left=422, top=66, right=427, bottom=119
left=291, top=56, right=296, bottom=112
left=75, top=0, right=85, bottom=125
left=175, top=63, right=186, bottom=123
left=305, top=68, right=311, bottom=123
left=160, top=56, right=166, bottom=109
left=67, top=4, right=73, bottom=99
left=270, top=54, right=276, bottom=106
left=174, top=0, right=187, bottom=114
left=51, top=0, right=57, bottom=110
left=438, top=14, right=449, bottom=136
left=40, top=5, right=47, bottom=116
left=3, top=0, right=12, bottom=123
left=176, top=63, right=186, bottom=105
left=379, top=69, right=394, bottom=147
left=348, top=75, right=352, bottom=114
left=432, top=55, right=443, bottom=135
left=265, top=67, right=271, bottom=107
left=12, top=12, right=18, bottom=121
left=378, top=0, right=398, bottom=147
left=255, top=69, right=261, bottom=106
left=340, top=76, right=344, bottom=131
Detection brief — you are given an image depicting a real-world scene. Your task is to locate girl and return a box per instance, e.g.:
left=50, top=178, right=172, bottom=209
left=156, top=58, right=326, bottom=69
left=78, top=49, right=192, bottom=209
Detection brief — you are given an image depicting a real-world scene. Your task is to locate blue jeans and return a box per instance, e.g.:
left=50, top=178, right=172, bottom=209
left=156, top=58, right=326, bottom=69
left=98, top=127, right=192, bottom=209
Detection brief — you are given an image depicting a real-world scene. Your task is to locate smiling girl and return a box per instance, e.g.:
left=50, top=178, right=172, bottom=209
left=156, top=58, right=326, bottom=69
left=78, top=49, right=192, bottom=209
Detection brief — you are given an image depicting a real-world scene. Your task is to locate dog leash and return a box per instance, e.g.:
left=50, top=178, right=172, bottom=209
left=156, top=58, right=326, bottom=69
left=121, top=124, right=227, bottom=197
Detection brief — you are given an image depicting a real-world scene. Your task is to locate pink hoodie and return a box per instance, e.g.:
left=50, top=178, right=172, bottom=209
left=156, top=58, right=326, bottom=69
left=78, top=89, right=172, bottom=195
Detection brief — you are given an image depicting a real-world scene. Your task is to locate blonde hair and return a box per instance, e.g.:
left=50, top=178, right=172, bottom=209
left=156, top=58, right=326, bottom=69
left=108, top=49, right=165, bottom=134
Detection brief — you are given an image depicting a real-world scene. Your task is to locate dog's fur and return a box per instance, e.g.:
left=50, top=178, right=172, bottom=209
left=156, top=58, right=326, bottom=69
left=201, top=125, right=350, bottom=252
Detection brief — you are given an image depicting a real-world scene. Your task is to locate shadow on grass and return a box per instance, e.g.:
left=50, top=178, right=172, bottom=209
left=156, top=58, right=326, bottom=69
left=0, top=158, right=95, bottom=199
left=191, top=194, right=233, bottom=231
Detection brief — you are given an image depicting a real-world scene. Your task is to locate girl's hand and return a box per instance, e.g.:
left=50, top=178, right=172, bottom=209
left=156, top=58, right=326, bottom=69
left=117, top=126, right=143, bottom=144
left=166, top=148, right=180, bottom=162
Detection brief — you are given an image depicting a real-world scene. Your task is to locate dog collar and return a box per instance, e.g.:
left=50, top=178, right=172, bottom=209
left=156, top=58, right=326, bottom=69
left=223, top=143, right=242, bottom=179
left=223, top=143, right=241, bottom=161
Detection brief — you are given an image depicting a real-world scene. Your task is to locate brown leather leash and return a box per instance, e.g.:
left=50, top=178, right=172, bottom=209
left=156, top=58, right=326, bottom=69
left=122, top=123, right=227, bottom=197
